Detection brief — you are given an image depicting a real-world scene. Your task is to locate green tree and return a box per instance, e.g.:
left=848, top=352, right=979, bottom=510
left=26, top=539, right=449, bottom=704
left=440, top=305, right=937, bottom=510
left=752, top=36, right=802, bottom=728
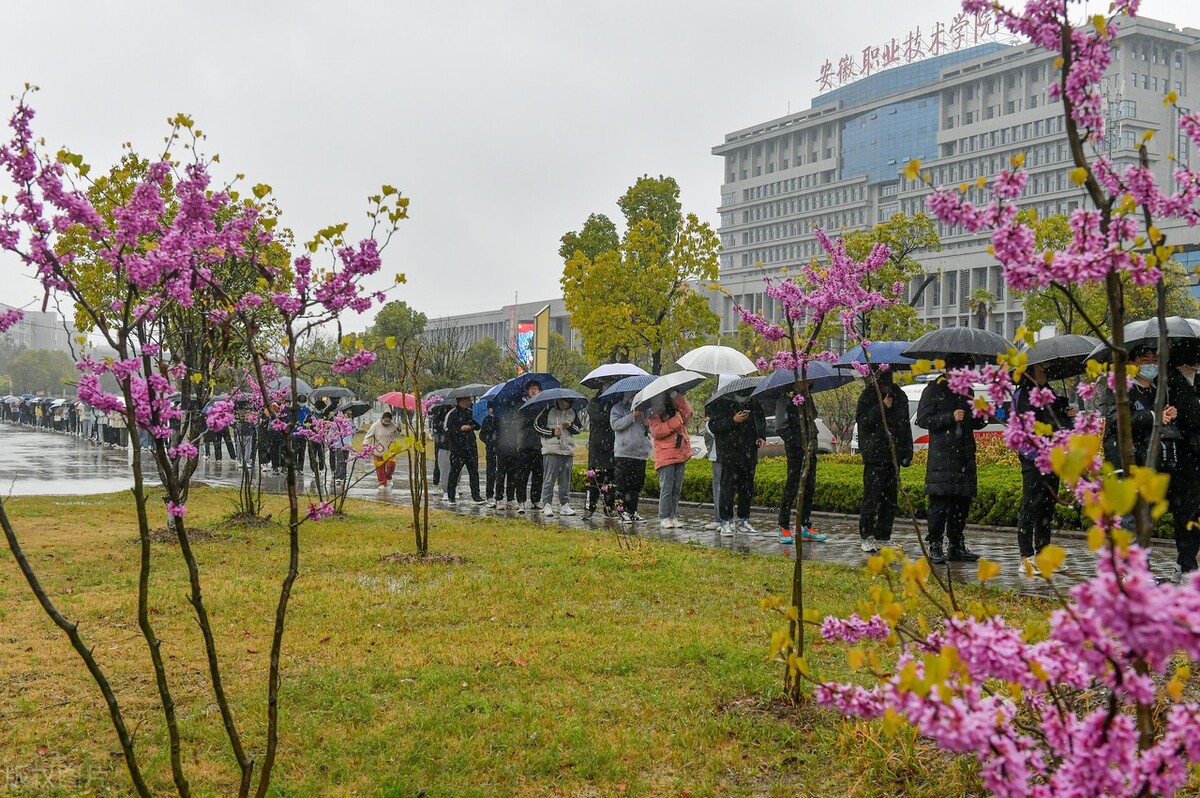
left=7, top=349, right=76, bottom=394
left=1018, top=213, right=1200, bottom=335
left=546, top=332, right=591, bottom=390
left=369, top=299, right=426, bottom=345
left=557, top=213, right=619, bottom=262
left=561, top=176, right=720, bottom=373
left=842, top=212, right=941, bottom=342
left=461, top=338, right=517, bottom=385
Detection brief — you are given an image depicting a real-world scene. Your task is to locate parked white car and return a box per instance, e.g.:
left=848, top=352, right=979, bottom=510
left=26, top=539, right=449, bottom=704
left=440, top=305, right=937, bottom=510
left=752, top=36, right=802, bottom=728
left=850, top=382, right=1006, bottom=453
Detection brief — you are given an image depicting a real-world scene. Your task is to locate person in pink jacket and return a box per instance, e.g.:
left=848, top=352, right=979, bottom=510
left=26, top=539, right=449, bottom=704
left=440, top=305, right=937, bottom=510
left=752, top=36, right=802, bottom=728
left=648, top=391, right=694, bottom=529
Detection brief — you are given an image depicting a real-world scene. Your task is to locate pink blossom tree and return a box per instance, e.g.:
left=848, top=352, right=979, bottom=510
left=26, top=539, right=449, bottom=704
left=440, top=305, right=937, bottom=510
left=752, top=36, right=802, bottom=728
left=0, top=88, right=406, bottom=797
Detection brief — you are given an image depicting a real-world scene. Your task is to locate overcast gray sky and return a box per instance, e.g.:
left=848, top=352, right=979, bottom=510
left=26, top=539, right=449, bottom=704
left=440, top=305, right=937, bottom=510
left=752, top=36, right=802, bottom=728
left=1, top=0, right=1197, bottom=330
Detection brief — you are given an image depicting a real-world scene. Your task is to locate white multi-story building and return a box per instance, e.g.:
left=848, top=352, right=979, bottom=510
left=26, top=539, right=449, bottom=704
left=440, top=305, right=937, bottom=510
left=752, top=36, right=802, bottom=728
left=712, top=16, right=1200, bottom=337
left=0, top=302, right=74, bottom=354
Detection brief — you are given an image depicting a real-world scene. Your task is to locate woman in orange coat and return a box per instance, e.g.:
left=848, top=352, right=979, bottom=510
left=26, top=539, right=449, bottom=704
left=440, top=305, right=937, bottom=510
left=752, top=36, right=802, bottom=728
left=648, top=391, right=694, bottom=530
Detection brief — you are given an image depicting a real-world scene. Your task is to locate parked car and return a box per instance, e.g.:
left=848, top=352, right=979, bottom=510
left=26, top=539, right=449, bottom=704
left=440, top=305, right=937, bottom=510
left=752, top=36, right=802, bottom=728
left=757, top=416, right=836, bottom=459
left=849, top=382, right=1007, bottom=453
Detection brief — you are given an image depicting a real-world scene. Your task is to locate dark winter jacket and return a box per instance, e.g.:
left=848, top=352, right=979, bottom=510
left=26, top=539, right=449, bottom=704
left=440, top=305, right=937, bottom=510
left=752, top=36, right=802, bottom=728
left=479, top=414, right=498, bottom=450
left=444, top=405, right=480, bottom=455
left=495, top=406, right=527, bottom=456
left=1011, top=377, right=1071, bottom=465
left=1167, top=369, right=1200, bottom=476
left=586, top=397, right=616, bottom=470
left=429, top=405, right=451, bottom=451
left=1102, top=379, right=1157, bottom=468
left=855, top=382, right=913, bottom=466
left=707, top=398, right=767, bottom=467
left=915, top=377, right=989, bottom=498
left=774, top=394, right=817, bottom=461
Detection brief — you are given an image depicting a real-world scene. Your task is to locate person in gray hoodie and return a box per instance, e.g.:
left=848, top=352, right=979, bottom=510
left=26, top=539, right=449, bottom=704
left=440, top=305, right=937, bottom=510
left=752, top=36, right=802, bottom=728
left=610, top=394, right=651, bottom=523
left=535, top=398, right=582, bottom=515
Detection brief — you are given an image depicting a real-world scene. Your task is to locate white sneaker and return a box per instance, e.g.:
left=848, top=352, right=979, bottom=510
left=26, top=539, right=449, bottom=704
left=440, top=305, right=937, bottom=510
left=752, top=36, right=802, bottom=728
left=860, top=536, right=881, bottom=553
left=1170, top=564, right=1183, bottom=584
left=430, top=486, right=442, bottom=495
left=544, top=504, right=554, bottom=517
left=737, top=519, right=756, bottom=535
left=559, top=504, right=576, bottom=516
left=703, top=521, right=719, bottom=531
left=618, top=511, right=632, bottom=524
left=517, top=503, right=526, bottom=515
left=719, top=522, right=735, bottom=538
left=486, top=498, right=496, bottom=508
left=660, top=519, right=673, bottom=530
left=630, top=513, right=646, bottom=523
left=508, top=499, right=518, bottom=510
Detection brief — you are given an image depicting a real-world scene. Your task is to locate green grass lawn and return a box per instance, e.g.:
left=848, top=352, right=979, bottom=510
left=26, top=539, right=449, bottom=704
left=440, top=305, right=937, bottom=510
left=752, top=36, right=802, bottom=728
left=0, top=486, right=1052, bottom=796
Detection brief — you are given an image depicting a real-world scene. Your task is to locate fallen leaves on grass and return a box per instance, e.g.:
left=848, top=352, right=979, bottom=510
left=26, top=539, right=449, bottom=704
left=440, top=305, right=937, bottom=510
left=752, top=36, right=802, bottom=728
left=378, top=552, right=465, bottom=565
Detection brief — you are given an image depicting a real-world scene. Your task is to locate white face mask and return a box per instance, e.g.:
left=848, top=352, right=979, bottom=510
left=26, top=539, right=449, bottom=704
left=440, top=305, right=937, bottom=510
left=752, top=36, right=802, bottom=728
left=1138, top=364, right=1159, bottom=382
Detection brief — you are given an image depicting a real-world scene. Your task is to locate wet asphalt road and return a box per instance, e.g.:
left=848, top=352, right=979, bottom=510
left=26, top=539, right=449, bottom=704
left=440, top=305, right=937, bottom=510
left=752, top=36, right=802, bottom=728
left=0, top=422, right=1185, bottom=596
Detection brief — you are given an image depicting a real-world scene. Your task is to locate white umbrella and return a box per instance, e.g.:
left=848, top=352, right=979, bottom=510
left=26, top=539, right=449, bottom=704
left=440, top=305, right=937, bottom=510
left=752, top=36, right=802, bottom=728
left=676, top=345, right=757, bottom=376
left=631, top=371, right=707, bottom=411
left=580, top=363, right=649, bottom=389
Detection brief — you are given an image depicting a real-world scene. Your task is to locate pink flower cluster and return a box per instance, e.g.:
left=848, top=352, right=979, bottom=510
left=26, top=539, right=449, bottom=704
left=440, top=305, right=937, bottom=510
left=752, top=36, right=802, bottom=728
left=819, top=614, right=890, bottom=644
left=816, top=546, right=1200, bottom=798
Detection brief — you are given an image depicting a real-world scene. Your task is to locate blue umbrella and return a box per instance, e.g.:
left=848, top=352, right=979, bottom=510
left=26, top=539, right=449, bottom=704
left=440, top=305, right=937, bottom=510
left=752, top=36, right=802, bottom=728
left=750, top=363, right=853, bottom=399
left=518, top=387, right=588, bottom=415
left=471, top=382, right=505, bottom=424
left=835, top=341, right=916, bottom=370
left=492, top=372, right=560, bottom=410
left=599, top=374, right=656, bottom=401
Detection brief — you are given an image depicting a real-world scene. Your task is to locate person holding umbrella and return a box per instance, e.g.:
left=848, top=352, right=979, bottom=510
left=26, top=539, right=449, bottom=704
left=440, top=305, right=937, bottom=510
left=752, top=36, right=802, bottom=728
left=1166, top=350, right=1200, bottom=582
left=649, top=391, right=694, bottom=529
left=497, top=380, right=546, bottom=513
left=1011, top=362, right=1074, bottom=571
left=1102, top=344, right=1171, bottom=469
left=915, top=355, right=989, bottom=564
left=534, top=394, right=583, bottom=515
left=584, top=382, right=618, bottom=519
left=610, top=392, right=651, bottom=524
left=707, top=383, right=767, bottom=536
left=480, top=401, right=501, bottom=507
left=363, top=410, right=402, bottom=487
left=856, top=368, right=913, bottom=553
left=444, top=395, right=485, bottom=506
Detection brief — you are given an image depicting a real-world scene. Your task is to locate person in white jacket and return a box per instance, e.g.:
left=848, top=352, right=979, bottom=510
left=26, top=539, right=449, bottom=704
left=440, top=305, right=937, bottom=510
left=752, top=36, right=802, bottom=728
left=363, top=412, right=403, bottom=486
left=535, top=399, right=582, bottom=516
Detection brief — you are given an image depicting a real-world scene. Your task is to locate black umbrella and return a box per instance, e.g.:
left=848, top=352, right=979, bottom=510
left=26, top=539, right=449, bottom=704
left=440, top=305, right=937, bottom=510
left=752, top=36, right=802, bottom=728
left=750, top=363, right=853, bottom=400
left=267, top=377, right=314, bottom=396
left=422, top=387, right=457, bottom=407
left=1086, top=317, right=1200, bottom=361
left=704, top=376, right=764, bottom=408
left=340, top=400, right=371, bottom=419
left=518, top=387, right=588, bottom=415
left=1022, top=335, right=1101, bottom=380
left=903, top=327, right=1011, bottom=363
left=310, top=385, right=356, bottom=402
left=443, top=383, right=491, bottom=402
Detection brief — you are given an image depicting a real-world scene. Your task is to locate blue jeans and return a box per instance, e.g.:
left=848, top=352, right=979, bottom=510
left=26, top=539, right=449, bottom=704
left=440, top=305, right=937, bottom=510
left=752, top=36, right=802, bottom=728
left=540, top=453, right=572, bottom=506
left=657, top=461, right=686, bottom=519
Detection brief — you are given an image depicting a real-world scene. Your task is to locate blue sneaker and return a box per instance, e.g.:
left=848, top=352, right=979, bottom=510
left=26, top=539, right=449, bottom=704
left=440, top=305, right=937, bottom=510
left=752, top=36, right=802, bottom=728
left=777, top=527, right=794, bottom=544
left=800, top=526, right=827, bottom=542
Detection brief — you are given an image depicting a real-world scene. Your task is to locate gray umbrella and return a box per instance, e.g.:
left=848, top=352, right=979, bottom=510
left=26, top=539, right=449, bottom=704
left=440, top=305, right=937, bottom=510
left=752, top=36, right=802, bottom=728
left=1086, top=317, right=1200, bottom=361
left=1022, top=334, right=1101, bottom=379
left=704, top=376, right=764, bottom=408
left=310, top=385, right=356, bottom=402
left=266, top=377, right=314, bottom=396
left=903, top=327, right=1011, bottom=363
left=443, top=383, right=491, bottom=402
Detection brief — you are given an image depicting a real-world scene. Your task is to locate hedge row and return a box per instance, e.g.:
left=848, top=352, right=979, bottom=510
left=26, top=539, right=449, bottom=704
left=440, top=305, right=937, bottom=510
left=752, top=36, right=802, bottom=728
left=573, top=458, right=1175, bottom=537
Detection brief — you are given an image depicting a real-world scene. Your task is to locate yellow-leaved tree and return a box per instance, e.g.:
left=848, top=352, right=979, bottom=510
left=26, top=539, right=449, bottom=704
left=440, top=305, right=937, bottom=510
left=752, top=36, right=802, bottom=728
left=560, top=175, right=720, bottom=374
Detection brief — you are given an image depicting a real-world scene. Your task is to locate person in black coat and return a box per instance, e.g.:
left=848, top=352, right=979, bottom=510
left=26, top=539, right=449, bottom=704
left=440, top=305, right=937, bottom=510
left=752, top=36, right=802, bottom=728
left=584, top=387, right=617, bottom=518
left=479, top=401, right=500, bottom=507
left=915, top=356, right=989, bottom=564
left=444, top=396, right=484, bottom=505
left=708, top=391, right=767, bottom=535
left=1166, top=356, right=1200, bottom=580
left=1102, top=345, right=1168, bottom=470
left=855, top=369, right=913, bottom=552
left=1011, top=364, right=1074, bottom=567
left=775, top=390, right=824, bottom=542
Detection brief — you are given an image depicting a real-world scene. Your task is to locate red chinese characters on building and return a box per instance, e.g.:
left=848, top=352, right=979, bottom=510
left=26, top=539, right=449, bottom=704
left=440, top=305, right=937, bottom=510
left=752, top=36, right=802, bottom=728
left=860, top=45, right=881, bottom=77
left=817, top=59, right=835, bottom=91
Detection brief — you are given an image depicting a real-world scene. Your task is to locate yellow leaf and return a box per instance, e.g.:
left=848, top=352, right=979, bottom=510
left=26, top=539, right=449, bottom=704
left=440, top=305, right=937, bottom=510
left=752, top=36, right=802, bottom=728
left=881, top=708, right=903, bottom=737
left=314, top=377, right=325, bottom=386
left=1034, top=544, right=1067, bottom=577
left=1166, top=678, right=1184, bottom=701
left=911, top=359, right=932, bottom=376
left=1142, top=129, right=1155, bottom=144
left=802, top=608, right=821, bottom=623
left=1010, top=152, right=1026, bottom=168
left=1069, top=167, right=1089, bottom=186
left=385, top=336, right=397, bottom=350
left=1053, top=56, right=1065, bottom=70
left=977, top=559, right=1001, bottom=582
left=1091, top=14, right=1107, bottom=36
left=1164, top=90, right=1179, bottom=106
left=1100, top=473, right=1138, bottom=517
left=903, top=159, right=922, bottom=180
left=1087, top=526, right=1106, bottom=552
left=932, top=359, right=946, bottom=371
left=1029, top=660, right=1050, bottom=682
left=189, top=372, right=203, bottom=384
left=959, top=182, right=969, bottom=193
left=847, top=647, right=865, bottom=671
left=783, top=605, right=799, bottom=622
left=866, top=555, right=884, bottom=576
left=975, top=176, right=987, bottom=189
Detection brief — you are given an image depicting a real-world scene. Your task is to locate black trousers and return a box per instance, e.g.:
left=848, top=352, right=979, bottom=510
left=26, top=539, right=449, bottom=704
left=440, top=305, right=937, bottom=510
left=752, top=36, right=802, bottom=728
left=448, top=447, right=481, bottom=501
left=1018, top=462, right=1059, bottom=558
left=585, top=467, right=615, bottom=512
left=499, top=451, right=519, bottom=501
left=1169, top=470, right=1200, bottom=573
left=860, top=461, right=898, bottom=541
left=926, top=495, right=973, bottom=548
left=719, top=458, right=756, bottom=521
left=779, top=450, right=816, bottom=529
left=485, top=445, right=498, bottom=499
left=614, top=457, right=646, bottom=515
left=513, top=447, right=543, bottom=503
